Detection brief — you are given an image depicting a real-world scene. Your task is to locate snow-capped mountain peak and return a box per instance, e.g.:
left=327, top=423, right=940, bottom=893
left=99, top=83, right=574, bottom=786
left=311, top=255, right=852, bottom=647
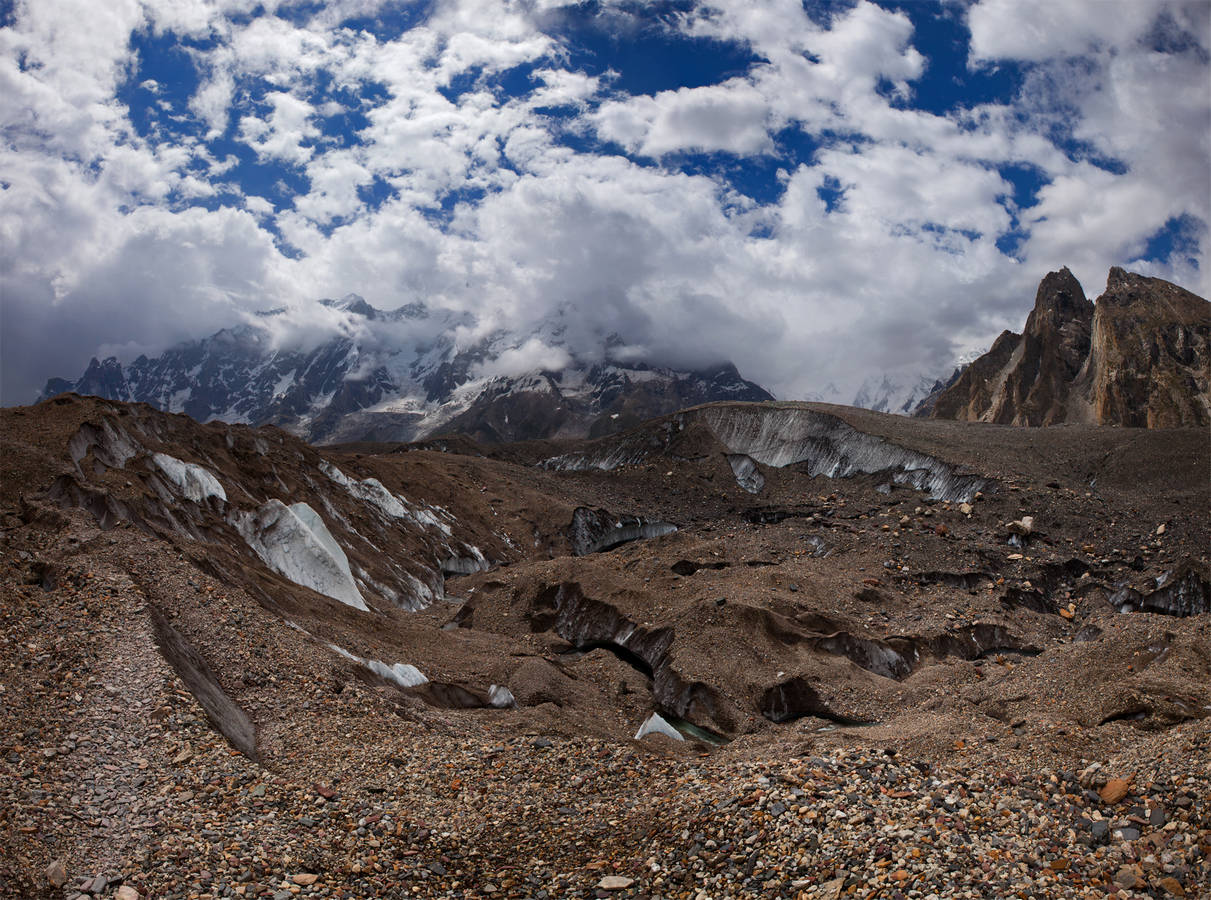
left=42, top=299, right=773, bottom=444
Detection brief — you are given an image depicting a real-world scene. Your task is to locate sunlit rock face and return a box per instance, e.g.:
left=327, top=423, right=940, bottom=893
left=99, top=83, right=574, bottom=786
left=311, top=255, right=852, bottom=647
left=1079, top=268, right=1211, bottom=428
left=930, top=267, right=1210, bottom=427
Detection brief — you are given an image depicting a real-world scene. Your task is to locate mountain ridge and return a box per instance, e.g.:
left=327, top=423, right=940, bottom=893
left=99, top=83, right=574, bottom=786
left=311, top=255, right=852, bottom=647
left=927, top=266, right=1210, bottom=427
left=40, top=297, right=774, bottom=444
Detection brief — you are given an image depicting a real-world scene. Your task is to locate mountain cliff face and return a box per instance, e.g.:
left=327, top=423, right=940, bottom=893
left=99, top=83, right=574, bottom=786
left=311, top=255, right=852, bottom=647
left=928, top=267, right=1210, bottom=427
left=1079, top=268, right=1211, bottom=427
left=41, top=297, right=773, bottom=444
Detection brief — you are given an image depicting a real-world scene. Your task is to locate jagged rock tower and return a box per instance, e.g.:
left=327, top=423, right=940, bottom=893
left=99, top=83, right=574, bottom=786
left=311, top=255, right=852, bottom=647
left=930, top=267, right=1210, bottom=427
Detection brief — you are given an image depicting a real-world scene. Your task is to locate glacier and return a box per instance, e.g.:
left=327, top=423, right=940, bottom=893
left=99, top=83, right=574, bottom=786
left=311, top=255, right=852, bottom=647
left=152, top=453, right=227, bottom=503
left=233, top=500, right=368, bottom=611
left=546, top=404, right=989, bottom=503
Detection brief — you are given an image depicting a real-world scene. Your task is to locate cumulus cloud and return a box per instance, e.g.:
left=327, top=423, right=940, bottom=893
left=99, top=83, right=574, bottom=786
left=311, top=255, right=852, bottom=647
left=1, top=0, right=1207, bottom=408
left=967, top=0, right=1158, bottom=63
left=476, top=338, right=574, bottom=379
left=239, top=90, right=320, bottom=164
left=971, top=0, right=1211, bottom=294
left=593, top=80, right=775, bottom=157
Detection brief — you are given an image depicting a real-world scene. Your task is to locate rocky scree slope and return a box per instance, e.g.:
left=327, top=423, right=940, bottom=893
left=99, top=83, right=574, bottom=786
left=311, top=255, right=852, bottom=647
left=1, top=395, right=1210, bottom=898
left=928, top=267, right=1210, bottom=427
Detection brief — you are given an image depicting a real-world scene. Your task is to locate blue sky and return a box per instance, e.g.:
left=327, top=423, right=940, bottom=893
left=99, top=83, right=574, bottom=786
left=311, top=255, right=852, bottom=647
left=1, top=0, right=1208, bottom=404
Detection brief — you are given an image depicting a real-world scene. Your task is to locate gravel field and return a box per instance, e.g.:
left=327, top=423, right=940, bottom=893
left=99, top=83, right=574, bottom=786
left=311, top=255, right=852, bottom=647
left=2, top=397, right=1208, bottom=899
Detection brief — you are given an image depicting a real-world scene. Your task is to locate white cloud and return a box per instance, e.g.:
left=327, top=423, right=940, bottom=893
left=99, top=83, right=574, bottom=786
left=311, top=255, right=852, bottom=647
left=476, top=337, right=573, bottom=379
left=239, top=90, right=319, bottom=164
left=593, top=79, right=775, bottom=157
left=529, top=68, right=601, bottom=109
left=244, top=195, right=274, bottom=216
left=972, top=0, right=1211, bottom=298
left=1, top=0, right=1207, bottom=410
left=968, top=0, right=1158, bottom=63
left=294, top=151, right=373, bottom=223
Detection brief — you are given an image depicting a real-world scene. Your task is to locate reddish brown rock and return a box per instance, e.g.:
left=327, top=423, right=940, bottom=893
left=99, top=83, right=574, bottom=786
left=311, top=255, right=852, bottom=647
left=929, top=267, right=1210, bottom=427
left=1159, top=876, right=1187, bottom=896
left=1100, top=777, right=1133, bottom=804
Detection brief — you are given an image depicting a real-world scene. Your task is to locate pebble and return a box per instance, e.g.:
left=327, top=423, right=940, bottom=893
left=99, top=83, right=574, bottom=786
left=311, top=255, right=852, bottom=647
left=596, top=875, right=634, bottom=890
left=1100, top=777, right=1132, bottom=803
left=46, top=858, right=67, bottom=888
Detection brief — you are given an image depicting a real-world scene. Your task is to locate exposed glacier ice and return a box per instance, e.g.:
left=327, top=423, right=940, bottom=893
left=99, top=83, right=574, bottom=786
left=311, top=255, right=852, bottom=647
left=68, top=419, right=140, bottom=471
left=1110, top=560, right=1210, bottom=616
left=441, top=545, right=490, bottom=576
left=568, top=507, right=677, bottom=556
left=326, top=643, right=428, bottom=688
left=233, top=500, right=368, bottom=611
left=635, top=712, right=684, bottom=741
left=320, top=460, right=453, bottom=534
left=726, top=453, right=765, bottom=493
left=367, top=660, right=428, bottom=688
left=543, top=405, right=987, bottom=502
left=152, top=453, right=227, bottom=503
left=488, top=685, right=516, bottom=708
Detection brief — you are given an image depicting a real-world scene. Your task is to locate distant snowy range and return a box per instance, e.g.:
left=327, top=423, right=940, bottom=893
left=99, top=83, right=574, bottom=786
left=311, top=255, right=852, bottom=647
left=41, top=296, right=975, bottom=445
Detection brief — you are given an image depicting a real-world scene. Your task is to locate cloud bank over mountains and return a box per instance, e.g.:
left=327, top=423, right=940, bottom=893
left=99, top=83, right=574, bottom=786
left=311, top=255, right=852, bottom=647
left=2, top=0, right=1208, bottom=404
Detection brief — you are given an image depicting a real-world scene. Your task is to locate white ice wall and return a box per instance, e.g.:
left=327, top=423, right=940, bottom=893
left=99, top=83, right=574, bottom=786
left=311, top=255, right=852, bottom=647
left=234, top=500, right=368, bottom=611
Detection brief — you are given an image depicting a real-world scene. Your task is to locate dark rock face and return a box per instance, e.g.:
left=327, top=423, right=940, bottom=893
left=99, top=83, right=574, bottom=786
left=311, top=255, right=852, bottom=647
left=926, top=331, right=1018, bottom=421
left=909, top=367, right=964, bottom=418
left=928, top=267, right=1210, bottom=427
left=437, top=362, right=774, bottom=445
left=931, top=268, right=1092, bottom=425
left=74, top=357, right=135, bottom=402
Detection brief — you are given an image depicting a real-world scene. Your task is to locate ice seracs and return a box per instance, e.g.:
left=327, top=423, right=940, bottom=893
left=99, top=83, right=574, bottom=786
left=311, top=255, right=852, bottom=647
left=233, top=500, right=368, bottom=611
left=152, top=453, right=227, bottom=503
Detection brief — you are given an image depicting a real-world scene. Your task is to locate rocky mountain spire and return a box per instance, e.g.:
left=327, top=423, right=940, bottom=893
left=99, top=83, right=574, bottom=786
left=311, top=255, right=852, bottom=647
left=928, top=267, right=1209, bottom=427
